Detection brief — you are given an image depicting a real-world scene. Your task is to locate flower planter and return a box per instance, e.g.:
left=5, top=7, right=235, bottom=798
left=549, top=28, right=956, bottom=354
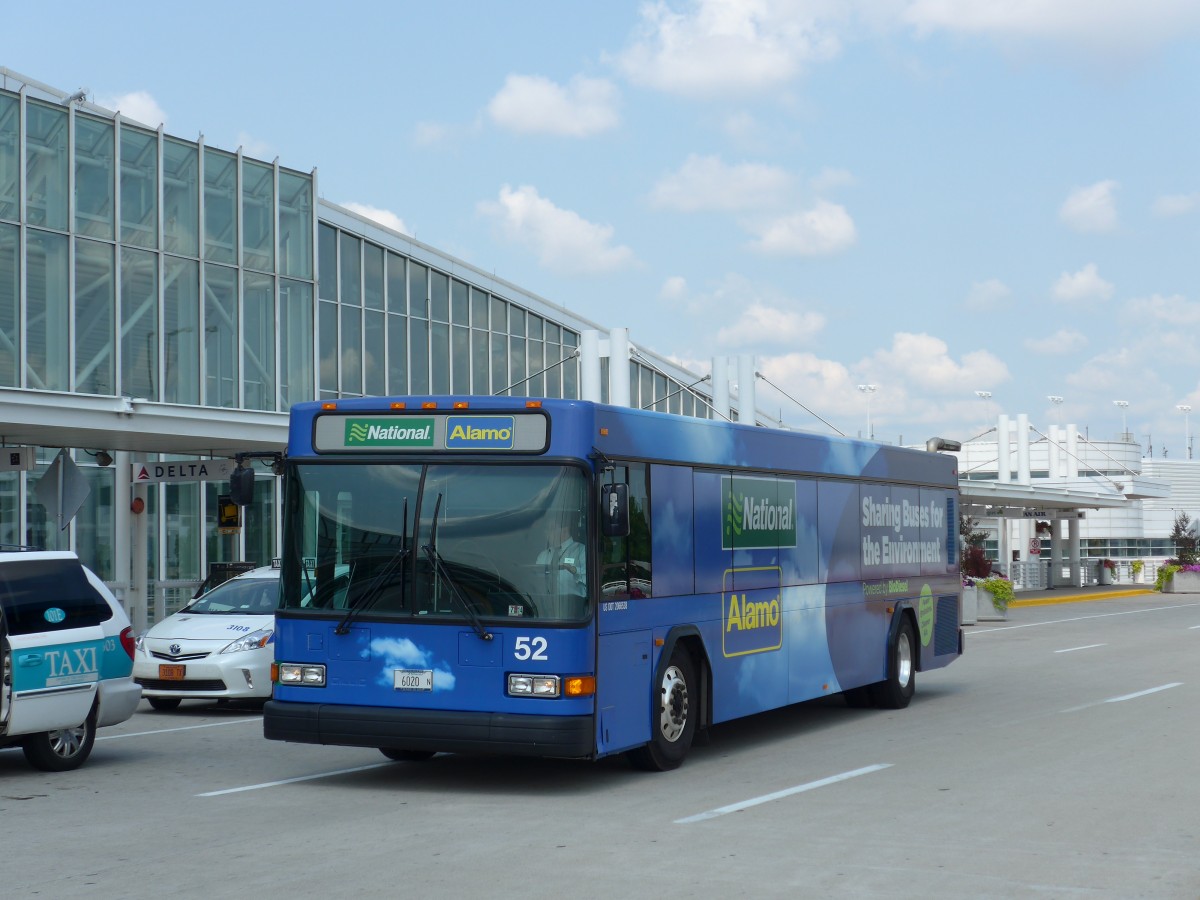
left=1164, top=571, right=1200, bottom=593
left=961, top=586, right=978, bottom=625
left=1098, top=568, right=1113, bottom=586
left=977, top=588, right=1008, bottom=622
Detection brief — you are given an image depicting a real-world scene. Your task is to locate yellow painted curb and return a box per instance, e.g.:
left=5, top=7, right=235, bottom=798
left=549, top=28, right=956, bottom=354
left=1008, top=589, right=1157, bottom=608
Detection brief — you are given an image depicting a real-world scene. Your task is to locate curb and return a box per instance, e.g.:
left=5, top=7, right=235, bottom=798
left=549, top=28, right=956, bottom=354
left=1008, top=589, right=1157, bottom=608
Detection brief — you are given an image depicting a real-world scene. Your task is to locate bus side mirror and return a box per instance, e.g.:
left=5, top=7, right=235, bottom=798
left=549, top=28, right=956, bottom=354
left=229, top=464, right=255, bottom=507
left=601, top=483, right=629, bottom=538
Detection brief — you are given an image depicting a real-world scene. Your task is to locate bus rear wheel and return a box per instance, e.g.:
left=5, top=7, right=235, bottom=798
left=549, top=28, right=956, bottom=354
left=628, top=647, right=697, bottom=771
left=869, top=616, right=916, bottom=710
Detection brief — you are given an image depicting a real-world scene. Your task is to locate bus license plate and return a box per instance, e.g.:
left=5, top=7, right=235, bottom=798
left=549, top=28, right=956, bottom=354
left=159, top=664, right=186, bottom=680
left=394, top=669, right=433, bottom=691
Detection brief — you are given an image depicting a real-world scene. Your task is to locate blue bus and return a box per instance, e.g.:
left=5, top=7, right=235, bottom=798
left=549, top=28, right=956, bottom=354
left=263, top=397, right=962, bottom=770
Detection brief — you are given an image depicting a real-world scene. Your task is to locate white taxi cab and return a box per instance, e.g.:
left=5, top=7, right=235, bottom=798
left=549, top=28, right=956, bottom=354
left=0, top=550, right=142, bottom=771
left=133, top=565, right=279, bottom=710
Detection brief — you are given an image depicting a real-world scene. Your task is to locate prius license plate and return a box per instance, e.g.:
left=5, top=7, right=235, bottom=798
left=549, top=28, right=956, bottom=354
left=159, top=664, right=186, bottom=680
left=394, top=669, right=433, bottom=691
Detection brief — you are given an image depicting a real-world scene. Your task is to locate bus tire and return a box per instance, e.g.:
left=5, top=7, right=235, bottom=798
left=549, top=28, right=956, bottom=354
left=147, top=697, right=182, bottom=711
left=380, top=748, right=436, bottom=762
left=22, top=711, right=97, bottom=772
left=870, top=616, right=916, bottom=710
left=628, top=646, right=697, bottom=772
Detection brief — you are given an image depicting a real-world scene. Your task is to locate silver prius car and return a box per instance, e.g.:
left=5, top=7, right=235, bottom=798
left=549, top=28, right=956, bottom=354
left=133, top=566, right=279, bottom=710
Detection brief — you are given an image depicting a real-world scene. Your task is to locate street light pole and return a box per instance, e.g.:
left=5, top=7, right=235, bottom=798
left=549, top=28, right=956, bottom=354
left=857, top=384, right=876, bottom=439
left=1114, top=400, right=1129, bottom=439
left=1048, top=395, right=1064, bottom=427
left=1178, top=404, right=1192, bottom=459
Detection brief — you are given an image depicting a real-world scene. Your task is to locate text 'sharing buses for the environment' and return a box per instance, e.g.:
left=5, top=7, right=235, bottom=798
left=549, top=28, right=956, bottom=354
left=263, top=396, right=962, bottom=770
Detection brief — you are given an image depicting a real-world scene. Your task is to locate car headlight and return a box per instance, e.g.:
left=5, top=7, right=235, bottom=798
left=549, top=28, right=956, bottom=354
left=135, top=634, right=145, bottom=652
left=220, top=627, right=273, bottom=654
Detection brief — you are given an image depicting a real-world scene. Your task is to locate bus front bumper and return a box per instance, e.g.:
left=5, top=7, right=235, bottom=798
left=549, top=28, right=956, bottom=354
left=263, top=700, right=595, bottom=759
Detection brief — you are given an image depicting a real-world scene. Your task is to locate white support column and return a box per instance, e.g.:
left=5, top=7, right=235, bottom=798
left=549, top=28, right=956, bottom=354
left=131, top=456, right=151, bottom=631
left=1068, top=515, right=1082, bottom=587
left=1016, top=413, right=1031, bottom=484
left=580, top=330, right=602, bottom=403
left=997, top=414, right=1011, bottom=483
left=737, top=354, right=756, bottom=424
left=1050, top=518, right=1064, bottom=587
left=1066, top=425, right=1080, bottom=478
left=1048, top=425, right=1061, bottom=478
left=712, top=357, right=730, bottom=421
left=114, top=450, right=135, bottom=628
left=608, top=328, right=630, bottom=407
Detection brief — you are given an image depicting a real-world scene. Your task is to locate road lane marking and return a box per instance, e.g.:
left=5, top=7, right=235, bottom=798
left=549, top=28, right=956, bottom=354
left=1105, top=683, right=1183, bottom=703
left=674, top=764, right=892, bottom=824
left=1062, top=682, right=1183, bottom=713
left=98, top=718, right=261, bottom=741
left=1055, top=643, right=1107, bottom=653
left=197, top=762, right=394, bottom=796
left=971, top=602, right=1200, bottom=635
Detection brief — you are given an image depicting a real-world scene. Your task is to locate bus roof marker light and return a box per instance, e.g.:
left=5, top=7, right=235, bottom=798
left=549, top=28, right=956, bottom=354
left=525, top=400, right=542, bottom=408
left=390, top=402, right=407, bottom=410
left=321, top=402, right=337, bottom=410
left=453, top=401, right=470, bottom=409
left=421, top=401, right=438, bottom=409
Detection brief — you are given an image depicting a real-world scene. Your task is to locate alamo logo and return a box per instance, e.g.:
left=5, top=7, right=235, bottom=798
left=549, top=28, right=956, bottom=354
left=721, top=567, right=784, bottom=657
left=344, top=418, right=434, bottom=447
left=722, top=475, right=797, bottom=550
left=445, top=416, right=515, bottom=449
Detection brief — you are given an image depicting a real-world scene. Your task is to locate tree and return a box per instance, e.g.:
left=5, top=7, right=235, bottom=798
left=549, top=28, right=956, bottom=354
left=1170, top=511, right=1198, bottom=566
left=959, top=514, right=993, bottom=578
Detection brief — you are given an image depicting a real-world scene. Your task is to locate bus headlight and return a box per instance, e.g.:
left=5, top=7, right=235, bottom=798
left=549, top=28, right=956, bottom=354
left=507, top=674, right=560, bottom=697
left=278, top=663, right=326, bottom=686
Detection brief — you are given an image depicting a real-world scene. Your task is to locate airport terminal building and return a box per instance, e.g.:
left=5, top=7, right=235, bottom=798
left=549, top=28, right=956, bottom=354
left=0, top=68, right=722, bottom=629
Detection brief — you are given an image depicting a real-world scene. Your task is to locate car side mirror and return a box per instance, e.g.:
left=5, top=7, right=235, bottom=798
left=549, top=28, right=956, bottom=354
left=601, top=483, right=629, bottom=538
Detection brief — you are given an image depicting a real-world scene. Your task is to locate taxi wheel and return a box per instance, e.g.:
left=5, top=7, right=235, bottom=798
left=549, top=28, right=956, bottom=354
left=23, top=713, right=97, bottom=772
left=380, top=748, right=436, bottom=761
left=147, top=697, right=182, bottom=711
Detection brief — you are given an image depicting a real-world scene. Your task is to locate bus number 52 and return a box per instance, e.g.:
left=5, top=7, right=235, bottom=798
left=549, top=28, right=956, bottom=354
left=513, top=637, right=548, bottom=661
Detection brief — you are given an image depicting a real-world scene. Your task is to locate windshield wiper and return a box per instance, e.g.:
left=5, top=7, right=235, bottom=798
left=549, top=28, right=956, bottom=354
left=334, top=498, right=410, bottom=635
left=422, top=493, right=492, bottom=642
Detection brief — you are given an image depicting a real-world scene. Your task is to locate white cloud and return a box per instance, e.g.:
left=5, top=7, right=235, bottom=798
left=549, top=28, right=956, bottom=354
left=613, top=0, right=843, bottom=96
left=99, top=90, right=167, bottom=128
left=650, top=154, right=793, bottom=211
left=1059, top=180, right=1118, bottom=233
left=1023, top=329, right=1088, bottom=354
left=1052, top=263, right=1114, bottom=302
left=965, top=278, right=1010, bottom=311
left=810, top=167, right=856, bottom=193
left=716, top=301, right=826, bottom=348
left=1152, top=193, right=1200, bottom=216
left=342, top=203, right=411, bottom=237
left=659, top=276, right=688, bottom=300
left=1127, top=293, right=1200, bottom=326
left=870, top=332, right=1010, bottom=393
left=478, top=185, right=637, bottom=275
left=746, top=200, right=857, bottom=256
left=487, top=74, right=619, bottom=137
left=901, top=0, right=1200, bottom=57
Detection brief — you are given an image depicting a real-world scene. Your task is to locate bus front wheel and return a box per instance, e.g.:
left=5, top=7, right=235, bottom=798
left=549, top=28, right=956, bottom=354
left=869, top=616, right=916, bottom=710
left=628, top=647, right=697, bottom=771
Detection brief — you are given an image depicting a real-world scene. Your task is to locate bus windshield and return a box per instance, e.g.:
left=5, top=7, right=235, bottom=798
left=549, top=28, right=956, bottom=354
left=279, top=462, right=590, bottom=624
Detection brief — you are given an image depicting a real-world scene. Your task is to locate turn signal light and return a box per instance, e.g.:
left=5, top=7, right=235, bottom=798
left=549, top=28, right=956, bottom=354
left=564, top=676, right=596, bottom=698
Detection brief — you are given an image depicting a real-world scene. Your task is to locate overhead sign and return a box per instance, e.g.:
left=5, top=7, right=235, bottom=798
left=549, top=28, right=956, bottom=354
left=0, top=447, right=36, bottom=472
left=313, top=412, right=549, bottom=454
left=132, top=459, right=237, bottom=484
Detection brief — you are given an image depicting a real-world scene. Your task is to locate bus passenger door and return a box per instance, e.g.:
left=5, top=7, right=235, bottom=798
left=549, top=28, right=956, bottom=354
left=596, top=628, right=651, bottom=754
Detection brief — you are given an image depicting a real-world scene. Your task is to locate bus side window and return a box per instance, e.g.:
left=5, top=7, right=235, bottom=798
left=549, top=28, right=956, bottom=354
left=600, top=463, right=652, bottom=599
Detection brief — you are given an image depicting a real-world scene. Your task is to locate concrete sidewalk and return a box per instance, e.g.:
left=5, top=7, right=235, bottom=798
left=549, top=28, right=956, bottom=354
left=1008, top=583, right=1157, bottom=608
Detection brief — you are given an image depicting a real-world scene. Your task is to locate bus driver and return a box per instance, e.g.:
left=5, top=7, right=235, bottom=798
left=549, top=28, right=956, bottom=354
left=535, top=517, right=586, bottom=613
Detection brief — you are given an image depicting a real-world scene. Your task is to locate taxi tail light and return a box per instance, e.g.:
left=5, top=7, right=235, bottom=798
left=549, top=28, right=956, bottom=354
left=119, top=626, right=136, bottom=660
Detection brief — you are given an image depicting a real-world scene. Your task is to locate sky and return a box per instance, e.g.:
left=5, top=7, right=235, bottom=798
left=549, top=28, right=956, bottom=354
left=4, top=0, right=1199, bottom=453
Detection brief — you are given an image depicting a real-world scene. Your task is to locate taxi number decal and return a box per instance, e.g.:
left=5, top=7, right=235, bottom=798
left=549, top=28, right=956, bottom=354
left=513, top=636, right=548, bottom=661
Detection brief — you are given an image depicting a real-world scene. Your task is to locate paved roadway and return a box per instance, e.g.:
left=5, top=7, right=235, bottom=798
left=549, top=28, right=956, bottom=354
left=3, top=590, right=1197, bottom=899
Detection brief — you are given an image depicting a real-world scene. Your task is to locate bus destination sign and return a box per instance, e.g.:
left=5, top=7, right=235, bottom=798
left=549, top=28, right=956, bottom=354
left=314, top=411, right=547, bottom=454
